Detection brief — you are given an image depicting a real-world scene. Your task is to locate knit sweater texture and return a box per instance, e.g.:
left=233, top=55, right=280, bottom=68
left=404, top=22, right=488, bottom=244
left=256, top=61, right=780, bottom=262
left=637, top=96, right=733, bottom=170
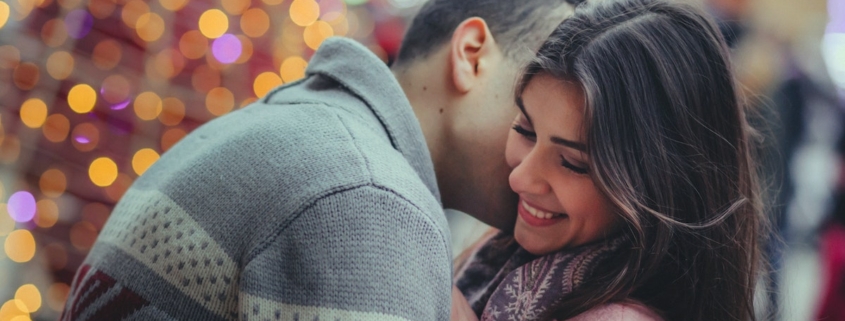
left=61, top=37, right=453, bottom=321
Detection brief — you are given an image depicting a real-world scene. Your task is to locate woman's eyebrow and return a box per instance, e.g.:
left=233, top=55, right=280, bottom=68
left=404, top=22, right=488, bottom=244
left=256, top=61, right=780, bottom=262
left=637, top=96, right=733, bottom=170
left=550, top=136, right=586, bottom=151
left=515, top=97, right=533, bottom=125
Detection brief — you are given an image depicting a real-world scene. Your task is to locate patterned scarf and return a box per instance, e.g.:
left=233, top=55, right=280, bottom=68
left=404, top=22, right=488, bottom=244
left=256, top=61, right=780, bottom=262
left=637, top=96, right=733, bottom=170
left=454, top=232, right=627, bottom=321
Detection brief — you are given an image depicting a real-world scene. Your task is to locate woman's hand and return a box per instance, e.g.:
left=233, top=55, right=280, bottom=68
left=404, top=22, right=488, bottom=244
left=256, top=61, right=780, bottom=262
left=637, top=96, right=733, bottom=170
left=451, top=286, right=479, bottom=321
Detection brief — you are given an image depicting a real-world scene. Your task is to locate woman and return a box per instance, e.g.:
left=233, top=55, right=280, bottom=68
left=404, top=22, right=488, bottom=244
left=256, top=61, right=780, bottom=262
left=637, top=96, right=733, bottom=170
left=452, top=0, right=767, bottom=320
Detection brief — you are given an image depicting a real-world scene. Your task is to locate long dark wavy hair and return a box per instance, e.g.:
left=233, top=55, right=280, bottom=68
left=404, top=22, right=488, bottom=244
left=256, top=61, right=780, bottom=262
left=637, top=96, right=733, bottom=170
left=516, top=0, right=767, bottom=320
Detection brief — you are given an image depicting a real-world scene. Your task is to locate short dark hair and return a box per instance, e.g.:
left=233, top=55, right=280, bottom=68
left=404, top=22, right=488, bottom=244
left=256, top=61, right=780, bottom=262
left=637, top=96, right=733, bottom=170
left=395, top=0, right=582, bottom=66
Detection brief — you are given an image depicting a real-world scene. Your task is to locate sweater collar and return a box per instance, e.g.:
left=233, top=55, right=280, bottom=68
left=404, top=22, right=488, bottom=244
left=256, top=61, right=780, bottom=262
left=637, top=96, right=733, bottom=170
left=305, top=37, right=441, bottom=203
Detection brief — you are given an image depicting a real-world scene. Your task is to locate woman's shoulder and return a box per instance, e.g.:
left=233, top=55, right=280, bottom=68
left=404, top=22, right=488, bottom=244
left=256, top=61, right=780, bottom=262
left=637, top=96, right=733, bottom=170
left=567, top=301, right=664, bottom=321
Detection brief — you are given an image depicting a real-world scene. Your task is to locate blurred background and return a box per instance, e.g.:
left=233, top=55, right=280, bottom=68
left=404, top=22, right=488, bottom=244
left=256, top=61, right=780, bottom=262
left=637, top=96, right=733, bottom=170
left=0, top=0, right=842, bottom=320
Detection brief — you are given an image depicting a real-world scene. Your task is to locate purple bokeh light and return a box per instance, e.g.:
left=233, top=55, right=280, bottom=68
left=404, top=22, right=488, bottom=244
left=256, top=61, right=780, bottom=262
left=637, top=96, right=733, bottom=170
left=75, top=136, right=91, bottom=144
left=211, top=34, right=242, bottom=64
left=110, top=99, right=131, bottom=110
left=65, top=9, right=94, bottom=39
left=7, top=191, right=36, bottom=223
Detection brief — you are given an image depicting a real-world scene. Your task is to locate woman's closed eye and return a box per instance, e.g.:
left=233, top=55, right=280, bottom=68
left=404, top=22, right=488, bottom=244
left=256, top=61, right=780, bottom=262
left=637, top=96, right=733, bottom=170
left=560, top=156, right=588, bottom=174
left=512, top=124, right=536, bottom=142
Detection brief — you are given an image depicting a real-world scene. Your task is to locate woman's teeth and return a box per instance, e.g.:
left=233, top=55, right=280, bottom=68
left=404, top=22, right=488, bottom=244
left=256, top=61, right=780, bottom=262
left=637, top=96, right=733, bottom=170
left=523, top=200, right=563, bottom=219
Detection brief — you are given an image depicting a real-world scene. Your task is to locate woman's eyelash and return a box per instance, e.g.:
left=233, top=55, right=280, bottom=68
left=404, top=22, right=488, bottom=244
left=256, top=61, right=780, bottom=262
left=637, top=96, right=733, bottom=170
left=512, top=124, right=536, bottom=139
left=560, top=156, right=589, bottom=174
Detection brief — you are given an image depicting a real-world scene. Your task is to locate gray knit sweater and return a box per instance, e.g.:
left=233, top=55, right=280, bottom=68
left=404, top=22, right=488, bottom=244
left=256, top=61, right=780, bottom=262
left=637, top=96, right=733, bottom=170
left=62, top=38, right=452, bottom=321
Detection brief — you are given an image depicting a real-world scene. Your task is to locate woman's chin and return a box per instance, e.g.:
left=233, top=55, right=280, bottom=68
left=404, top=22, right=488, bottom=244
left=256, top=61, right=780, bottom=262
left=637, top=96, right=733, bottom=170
left=513, top=221, right=564, bottom=256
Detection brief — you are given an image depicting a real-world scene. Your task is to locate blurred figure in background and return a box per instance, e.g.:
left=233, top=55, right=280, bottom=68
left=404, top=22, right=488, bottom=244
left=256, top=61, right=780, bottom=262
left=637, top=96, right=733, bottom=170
left=816, top=128, right=845, bottom=321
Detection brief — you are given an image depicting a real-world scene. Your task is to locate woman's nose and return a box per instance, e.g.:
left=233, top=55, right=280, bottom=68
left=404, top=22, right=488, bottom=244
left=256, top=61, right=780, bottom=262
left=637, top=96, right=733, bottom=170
left=508, top=150, right=551, bottom=196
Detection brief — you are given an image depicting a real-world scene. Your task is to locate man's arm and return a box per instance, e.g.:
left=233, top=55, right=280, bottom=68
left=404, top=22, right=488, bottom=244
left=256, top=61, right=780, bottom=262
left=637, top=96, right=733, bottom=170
left=238, top=185, right=452, bottom=320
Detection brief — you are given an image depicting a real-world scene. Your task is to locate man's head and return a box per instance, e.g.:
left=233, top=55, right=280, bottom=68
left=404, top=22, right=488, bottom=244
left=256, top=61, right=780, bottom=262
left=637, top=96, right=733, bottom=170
left=391, top=0, right=580, bottom=231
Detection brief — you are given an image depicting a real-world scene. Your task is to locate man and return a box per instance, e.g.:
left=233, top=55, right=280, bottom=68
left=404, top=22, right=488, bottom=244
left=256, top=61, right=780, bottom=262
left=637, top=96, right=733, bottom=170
left=61, top=1, right=576, bottom=320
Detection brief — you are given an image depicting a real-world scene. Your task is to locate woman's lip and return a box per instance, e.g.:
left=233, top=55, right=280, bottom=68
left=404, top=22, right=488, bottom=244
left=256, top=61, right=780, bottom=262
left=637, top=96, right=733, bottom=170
left=518, top=199, right=567, bottom=228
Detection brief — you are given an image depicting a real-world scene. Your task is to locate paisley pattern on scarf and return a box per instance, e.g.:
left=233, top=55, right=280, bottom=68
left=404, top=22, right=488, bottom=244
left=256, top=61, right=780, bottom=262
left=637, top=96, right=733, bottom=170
left=455, top=232, right=627, bottom=321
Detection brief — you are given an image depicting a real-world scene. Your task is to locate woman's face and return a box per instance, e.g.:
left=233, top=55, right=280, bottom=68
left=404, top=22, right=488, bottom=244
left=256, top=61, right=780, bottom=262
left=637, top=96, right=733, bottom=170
left=505, top=74, right=620, bottom=255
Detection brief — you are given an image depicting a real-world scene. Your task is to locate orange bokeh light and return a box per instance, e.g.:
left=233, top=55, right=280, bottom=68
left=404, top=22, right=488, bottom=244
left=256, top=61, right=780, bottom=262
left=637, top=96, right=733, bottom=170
left=92, top=40, right=122, bottom=70
left=46, top=51, right=74, bottom=80
left=290, top=0, right=320, bottom=27
left=42, top=114, right=70, bottom=143
left=206, top=87, right=235, bottom=116
left=241, top=8, right=270, bottom=38
left=179, top=30, right=208, bottom=60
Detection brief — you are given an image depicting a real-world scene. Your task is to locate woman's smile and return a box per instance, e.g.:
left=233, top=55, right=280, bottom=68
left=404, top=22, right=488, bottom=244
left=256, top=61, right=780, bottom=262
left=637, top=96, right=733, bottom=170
left=517, top=198, right=567, bottom=227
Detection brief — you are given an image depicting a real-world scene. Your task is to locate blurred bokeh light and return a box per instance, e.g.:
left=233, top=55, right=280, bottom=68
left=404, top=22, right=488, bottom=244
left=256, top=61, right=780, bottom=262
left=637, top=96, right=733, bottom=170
left=0, top=0, right=419, bottom=318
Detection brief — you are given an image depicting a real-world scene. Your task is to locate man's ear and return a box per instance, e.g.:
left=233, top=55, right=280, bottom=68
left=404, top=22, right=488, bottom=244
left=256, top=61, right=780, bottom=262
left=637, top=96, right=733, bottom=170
left=449, top=17, right=497, bottom=94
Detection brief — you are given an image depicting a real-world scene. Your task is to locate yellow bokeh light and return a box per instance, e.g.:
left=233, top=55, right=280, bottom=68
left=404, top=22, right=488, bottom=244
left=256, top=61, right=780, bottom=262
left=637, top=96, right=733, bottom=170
left=0, top=300, right=27, bottom=321
left=134, top=91, right=163, bottom=121
left=68, top=84, right=97, bottom=113
left=206, top=87, right=235, bottom=116
left=71, top=122, right=99, bottom=152
left=253, top=72, right=282, bottom=98
left=121, top=0, right=150, bottom=28
left=132, top=148, right=160, bottom=176
left=15, top=284, right=41, bottom=313
left=222, top=0, right=250, bottom=15
left=159, top=0, right=188, bottom=11
left=280, top=56, right=308, bottom=83
left=46, top=283, right=69, bottom=312
left=161, top=128, right=187, bottom=152
left=92, top=40, right=122, bottom=70
left=135, top=12, right=165, bottom=42
left=89, top=157, right=118, bottom=187
left=46, top=51, right=74, bottom=80
left=199, top=9, right=228, bottom=39
left=290, top=0, right=320, bottom=27
left=262, top=0, right=284, bottom=5
left=179, top=30, right=207, bottom=59
left=241, top=8, right=270, bottom=38
left=159, top=97, right=185, bottom=126
left=0, top=2, right=9, bottom=30
left=20, top=98, right=48, bottom=129
left=5, top=229, right=36, bottom=263
left=0, top=205, right=15, bottom=236
left=70, top=221, right=97, bottom=250
left=43, top=114, right=70, bottom=142
left=303, top=20, right=333, bottom=50
left=39, top=168, right=67, bottom=198
left=35, top=199, right=59, bottom=228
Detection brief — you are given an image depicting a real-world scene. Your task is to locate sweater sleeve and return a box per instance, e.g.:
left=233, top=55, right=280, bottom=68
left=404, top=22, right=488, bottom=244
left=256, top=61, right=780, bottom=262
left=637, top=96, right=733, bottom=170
left=237, top=185, right=452, bottom=321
